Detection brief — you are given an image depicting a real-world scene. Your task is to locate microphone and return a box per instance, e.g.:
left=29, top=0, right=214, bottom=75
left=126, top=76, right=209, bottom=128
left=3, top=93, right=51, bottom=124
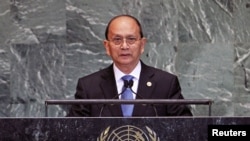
left=125, top=80, right=158, bottom=116
left=98, top=81, right=130, bottom=117
left=124, top=79, right=143, bottom=98
left=99, top=79, right=158, bottom=117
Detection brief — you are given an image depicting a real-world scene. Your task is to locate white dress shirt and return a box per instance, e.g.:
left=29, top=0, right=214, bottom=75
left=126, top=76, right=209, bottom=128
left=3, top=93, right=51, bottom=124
left=113, top=62, right=141, bottom=99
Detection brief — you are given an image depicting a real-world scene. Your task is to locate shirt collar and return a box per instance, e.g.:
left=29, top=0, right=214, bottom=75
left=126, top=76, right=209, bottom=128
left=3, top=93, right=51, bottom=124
left=113, top=61, right=141, bottom=81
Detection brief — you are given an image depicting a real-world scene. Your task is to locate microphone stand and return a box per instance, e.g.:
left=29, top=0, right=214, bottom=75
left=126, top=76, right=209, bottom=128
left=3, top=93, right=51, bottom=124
left=127, top=80, right=158, bottom=116
left=99, top=80, right=158, bottom=117
left=99, top=80, right=130, bottom=117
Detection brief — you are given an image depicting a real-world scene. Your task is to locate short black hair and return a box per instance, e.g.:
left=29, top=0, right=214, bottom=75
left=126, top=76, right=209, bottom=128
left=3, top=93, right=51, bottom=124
left=105, top=14, right=144, bottom=40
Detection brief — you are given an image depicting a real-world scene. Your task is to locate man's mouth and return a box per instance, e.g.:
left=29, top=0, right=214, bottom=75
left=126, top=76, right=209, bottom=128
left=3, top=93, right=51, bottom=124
left=120, top=53, right=130, bottom=56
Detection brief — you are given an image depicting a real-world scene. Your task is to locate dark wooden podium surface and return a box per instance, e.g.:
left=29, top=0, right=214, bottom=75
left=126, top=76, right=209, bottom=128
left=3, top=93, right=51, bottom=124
left=0, top=117, right=249, bottom=141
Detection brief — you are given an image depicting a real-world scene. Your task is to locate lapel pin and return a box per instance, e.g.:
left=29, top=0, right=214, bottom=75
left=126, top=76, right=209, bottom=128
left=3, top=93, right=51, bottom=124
left=146, top=81, right=152, bottom=87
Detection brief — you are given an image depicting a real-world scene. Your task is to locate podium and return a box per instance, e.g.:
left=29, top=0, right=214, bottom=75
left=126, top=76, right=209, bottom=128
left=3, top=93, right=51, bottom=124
left=0, top=117, right=250, bottom=141
left=2, top=99, right=248, bottom=140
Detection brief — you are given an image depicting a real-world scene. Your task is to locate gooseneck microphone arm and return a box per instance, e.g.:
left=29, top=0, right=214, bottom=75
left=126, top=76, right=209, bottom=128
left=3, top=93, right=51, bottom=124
left=99, top=80, right=158, bottom=117
left=126, top=80, right=142, bottom=98
left=99, top=80, right=130, bottom=117
left=127, top=80, right=158, bottom=116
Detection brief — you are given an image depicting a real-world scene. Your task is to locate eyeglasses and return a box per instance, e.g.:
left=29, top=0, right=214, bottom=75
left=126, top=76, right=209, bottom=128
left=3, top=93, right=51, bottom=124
left=109, top=36, right=141, bottom=45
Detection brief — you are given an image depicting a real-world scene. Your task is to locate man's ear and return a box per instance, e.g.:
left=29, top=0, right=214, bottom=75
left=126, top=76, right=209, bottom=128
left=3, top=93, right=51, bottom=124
left=103, top=40, right=111, bottom=56
left=140, top=37, right=147, bottom=54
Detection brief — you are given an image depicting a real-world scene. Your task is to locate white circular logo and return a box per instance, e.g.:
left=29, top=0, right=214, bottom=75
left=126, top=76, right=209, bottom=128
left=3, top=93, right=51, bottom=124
left=97, top=125, right=160, bottom=141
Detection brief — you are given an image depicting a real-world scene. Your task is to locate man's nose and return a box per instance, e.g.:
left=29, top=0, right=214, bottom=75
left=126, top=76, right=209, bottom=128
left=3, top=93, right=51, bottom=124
left=120, top=38, right=129, bottom=49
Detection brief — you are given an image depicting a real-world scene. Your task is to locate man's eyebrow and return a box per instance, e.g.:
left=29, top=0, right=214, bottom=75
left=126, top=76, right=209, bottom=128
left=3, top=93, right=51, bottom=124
left=111, top=35, right=122, bottom=37
left=114, top=35, right=137, bottom=37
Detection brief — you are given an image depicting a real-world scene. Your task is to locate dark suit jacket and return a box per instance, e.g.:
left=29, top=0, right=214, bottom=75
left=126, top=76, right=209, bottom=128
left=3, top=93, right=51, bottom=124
left=67, top=61, right=192, bottom=117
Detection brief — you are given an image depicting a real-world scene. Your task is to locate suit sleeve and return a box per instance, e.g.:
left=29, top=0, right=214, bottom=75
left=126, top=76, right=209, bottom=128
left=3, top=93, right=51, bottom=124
left=166, top=76, right=193, bottom=116
left=66, top=78, right=91, bottom=117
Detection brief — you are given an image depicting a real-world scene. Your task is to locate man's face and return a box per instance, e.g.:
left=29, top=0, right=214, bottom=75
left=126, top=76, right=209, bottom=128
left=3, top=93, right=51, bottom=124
left=103, top=17, right=146, bottom=68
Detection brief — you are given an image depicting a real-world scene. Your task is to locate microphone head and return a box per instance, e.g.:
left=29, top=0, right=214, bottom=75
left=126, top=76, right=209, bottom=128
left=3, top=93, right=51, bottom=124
left=124, top=80, right=129, bottom=88
left=128, top=80, right=133, bottom=88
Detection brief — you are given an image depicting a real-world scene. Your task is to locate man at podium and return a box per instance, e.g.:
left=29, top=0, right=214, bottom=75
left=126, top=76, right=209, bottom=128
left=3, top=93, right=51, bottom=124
left=67, top=14, right=193, bottom=117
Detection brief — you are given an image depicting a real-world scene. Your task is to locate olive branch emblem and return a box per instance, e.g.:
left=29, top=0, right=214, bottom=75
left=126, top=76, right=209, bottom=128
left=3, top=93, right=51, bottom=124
left=97, top=126, right=110, bottom=141
left=146, top=126, right=160, bottom=141
left=97, top=125, right=160, bottom=141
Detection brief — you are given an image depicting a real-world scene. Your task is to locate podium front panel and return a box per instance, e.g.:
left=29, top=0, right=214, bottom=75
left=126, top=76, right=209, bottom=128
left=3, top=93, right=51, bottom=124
left=0, top=117, right=249, bottom=141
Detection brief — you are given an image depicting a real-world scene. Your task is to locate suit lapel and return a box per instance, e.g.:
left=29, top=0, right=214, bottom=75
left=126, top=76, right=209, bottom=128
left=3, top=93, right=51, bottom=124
left=133, top=62, right=156, bottom=116
left=99, top=62, right=157, bottom=117
left=100, top=65, right=123, bottom=116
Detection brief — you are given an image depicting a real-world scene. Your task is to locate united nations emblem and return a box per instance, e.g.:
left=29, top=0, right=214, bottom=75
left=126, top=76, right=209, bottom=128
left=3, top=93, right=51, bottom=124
left=97, top=125, right=160, bottom=141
